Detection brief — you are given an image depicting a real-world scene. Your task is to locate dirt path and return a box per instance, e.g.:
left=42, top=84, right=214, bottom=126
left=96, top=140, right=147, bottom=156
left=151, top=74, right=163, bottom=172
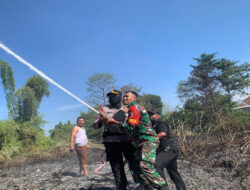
left=0, top=149, right=246, bottom=190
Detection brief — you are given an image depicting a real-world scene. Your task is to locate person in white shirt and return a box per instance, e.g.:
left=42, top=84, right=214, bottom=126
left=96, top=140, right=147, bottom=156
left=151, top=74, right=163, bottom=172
left=70, top=116, right=89, bottom=176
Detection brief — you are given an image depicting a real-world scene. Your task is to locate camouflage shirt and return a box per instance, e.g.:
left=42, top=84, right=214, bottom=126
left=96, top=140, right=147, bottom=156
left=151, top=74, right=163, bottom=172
left=123, top=101, right=158, bottom=143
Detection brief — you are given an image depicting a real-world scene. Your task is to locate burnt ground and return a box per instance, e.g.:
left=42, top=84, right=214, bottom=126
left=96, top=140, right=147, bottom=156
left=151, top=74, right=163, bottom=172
left=0, top=147, right=249, bottom=190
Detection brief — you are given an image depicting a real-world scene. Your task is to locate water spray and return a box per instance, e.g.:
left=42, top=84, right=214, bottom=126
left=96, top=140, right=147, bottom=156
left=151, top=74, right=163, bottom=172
left=0, top=42, right=99, bottom=114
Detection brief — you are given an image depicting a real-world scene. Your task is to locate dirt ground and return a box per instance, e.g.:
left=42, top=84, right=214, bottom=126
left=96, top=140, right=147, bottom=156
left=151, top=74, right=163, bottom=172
left=0, top=148, right=248, bottom=190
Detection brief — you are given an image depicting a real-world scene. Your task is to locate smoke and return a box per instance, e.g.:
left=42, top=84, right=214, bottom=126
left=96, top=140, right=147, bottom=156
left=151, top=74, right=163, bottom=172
left=0, top=42, right=99, bottom=114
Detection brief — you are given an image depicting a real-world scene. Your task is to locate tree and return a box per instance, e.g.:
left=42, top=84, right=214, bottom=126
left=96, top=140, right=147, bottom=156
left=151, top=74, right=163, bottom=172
left=50, top=121, right=74, bottom=142
left=178, top=53, right=250, bottom=110
left=177, top=53, right=250, bottom=130
left=178, top=53, right=219, bottom=113
left=15, top=75, right=50, bottom=122
left=120, top=83, right=142, bottom=95
left=86, top=73, right=116, bottom=106
left=25, top=75, right=50, bottom=105
left=215, top=59, right=250, bottom=107
left=15, top=86, right=38, bottom=122
left=0, top=60, right=17, bottom=118
left=138, top=94, right=163, bottom=113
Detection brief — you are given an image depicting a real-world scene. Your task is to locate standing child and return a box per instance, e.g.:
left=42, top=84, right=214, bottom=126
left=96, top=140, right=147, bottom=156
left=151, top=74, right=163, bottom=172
left=70, top=116, right=89, bottom=176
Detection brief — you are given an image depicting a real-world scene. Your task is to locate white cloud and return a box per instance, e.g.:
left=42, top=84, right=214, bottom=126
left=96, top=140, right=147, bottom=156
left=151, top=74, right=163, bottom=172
left=56, top=104, right=83, bottom=111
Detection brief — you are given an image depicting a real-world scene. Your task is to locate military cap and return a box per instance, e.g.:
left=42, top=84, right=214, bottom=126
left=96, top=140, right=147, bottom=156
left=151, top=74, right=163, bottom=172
left=107, top=90, right=122, bottom=97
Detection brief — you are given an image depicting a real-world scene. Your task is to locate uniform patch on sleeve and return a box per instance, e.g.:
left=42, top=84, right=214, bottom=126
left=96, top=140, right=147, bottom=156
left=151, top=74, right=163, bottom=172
left=128, top=118, right=138, bottom=124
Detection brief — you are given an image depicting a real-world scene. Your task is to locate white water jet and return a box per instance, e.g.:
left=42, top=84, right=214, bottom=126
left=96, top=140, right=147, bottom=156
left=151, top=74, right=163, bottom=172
left=0, top=42, right=99, bottom=114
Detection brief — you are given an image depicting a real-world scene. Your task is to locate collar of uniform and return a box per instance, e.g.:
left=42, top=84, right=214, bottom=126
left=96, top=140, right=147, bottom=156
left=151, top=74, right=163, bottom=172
left=130, top=101, right=137, bottom=106
left=130, top=101, right=136, bottom=106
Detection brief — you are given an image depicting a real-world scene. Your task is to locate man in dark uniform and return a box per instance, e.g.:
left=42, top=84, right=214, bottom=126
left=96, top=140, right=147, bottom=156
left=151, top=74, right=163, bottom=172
left=108, top=91, right=167, bottom=190
left=93, top=90, right=135, bottom=190
left=148, top=109, right=186, bottom=190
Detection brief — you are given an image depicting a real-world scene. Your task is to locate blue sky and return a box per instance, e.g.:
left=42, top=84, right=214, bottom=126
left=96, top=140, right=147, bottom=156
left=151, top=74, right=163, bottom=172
left=1, top=0, right=250, bottom=135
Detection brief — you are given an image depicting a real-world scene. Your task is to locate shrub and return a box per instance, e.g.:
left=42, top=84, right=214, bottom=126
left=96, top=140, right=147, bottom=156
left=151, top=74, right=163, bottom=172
left=0, top=141, right=23, bottom=161
left=50, top=121, right=74, bottom=143
left=0, top=120, right=19, bottom=149
left=35, top=132, right=54, bottom=150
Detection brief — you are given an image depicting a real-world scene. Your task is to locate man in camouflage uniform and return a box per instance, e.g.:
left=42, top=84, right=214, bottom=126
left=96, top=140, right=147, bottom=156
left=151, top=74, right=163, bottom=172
left=109, top=91, right=168, bottom=190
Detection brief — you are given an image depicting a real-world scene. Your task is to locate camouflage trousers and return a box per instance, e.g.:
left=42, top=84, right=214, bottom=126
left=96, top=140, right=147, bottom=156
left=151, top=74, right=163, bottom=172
left=133, top=141, right=166, bottom=189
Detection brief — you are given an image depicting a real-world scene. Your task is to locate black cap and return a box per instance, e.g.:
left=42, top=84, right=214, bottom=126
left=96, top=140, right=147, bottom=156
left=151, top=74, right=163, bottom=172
left=107, top=90, right=122, bottom=97
left=148, top=109, right=161, bottom=116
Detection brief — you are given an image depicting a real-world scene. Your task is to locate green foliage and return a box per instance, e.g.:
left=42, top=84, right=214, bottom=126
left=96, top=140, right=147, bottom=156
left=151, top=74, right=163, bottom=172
left=80, top=109, right=103, bottom=141
left=49, top=110, right=102, bottom=143
left=15, top=75, right=50, bottom=122
left=18, top=125, right=41, bottom=144
left=178, top=53, right=219, bottom=112
left=138, top=94, right=163, bottom=113
left=226, top=110, right=250, bottom=126
left=0, top=131, right=53, bottom=162
left=0, top=65, right=52, bottom=162
left=50, top=121, right=74, bottom=143
left=25, top=75, right=50, bottom=104
left=18, top=118, right=46, bottom=143
left=0, top=60, right=17, bottom=118
left=120, top=83, right=142, bottom=95
left=86, top=73, right=116, bottom=105
left=0, top=141, right=23, bottom=161
left=215, top=59, right=250, bottom=107
left=0, top=120, right=19, bottom=149
left=35, top=132, right=54, bottom=150
left=15, top=86, right=38, bottom=122
left=1, top=61, right=50, bottom=122
left=18, top=119, right=54, bottom=153
left=178, top=53, right=249, bottom=109
left=0, top=118, right=53, bottom=162
left=177, top=53, right=250, bottom=131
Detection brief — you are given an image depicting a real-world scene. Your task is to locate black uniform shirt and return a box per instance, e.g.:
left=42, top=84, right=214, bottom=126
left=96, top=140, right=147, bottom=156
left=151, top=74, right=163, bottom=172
left=93, top=105, right=130, bottom=143
left=153, top=120, right=176, bottom=151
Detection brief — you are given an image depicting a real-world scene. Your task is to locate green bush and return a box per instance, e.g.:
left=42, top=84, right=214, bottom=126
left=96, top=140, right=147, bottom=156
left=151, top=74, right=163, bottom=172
left=0, top=141, right=23, bottom=161
left=18, top=123, right=54, bottom=150
left=0, top=120, right=23, bottom=161
left=0, top=117, right=55, bottom=163
left=228, top=110, right=250, bottom=126
left=50, top=121, right=74, bottom=143
left=0, top=120, right=19, bottom=149
left=35, top=132, right=54, bottom=150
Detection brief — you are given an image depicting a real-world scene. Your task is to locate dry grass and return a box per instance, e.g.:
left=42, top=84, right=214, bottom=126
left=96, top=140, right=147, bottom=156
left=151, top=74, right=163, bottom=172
left=171, top=114, right=250, bottom=188
left=0, top=139, right=104, bottom=168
